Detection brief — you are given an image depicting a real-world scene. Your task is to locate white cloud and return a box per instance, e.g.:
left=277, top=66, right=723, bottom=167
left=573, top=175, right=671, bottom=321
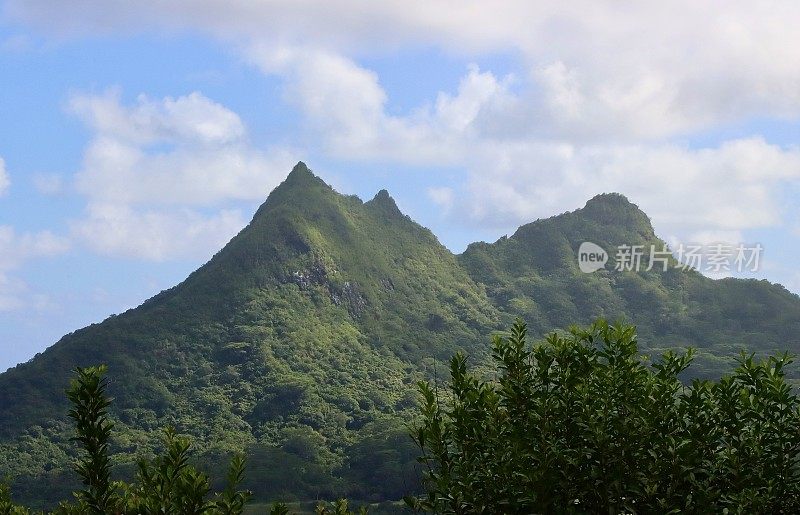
left=70, top=204, right=246, bottom=261
left=0, top=226, right=69, bottom=269
left=0, top=157, right=9, bottom=196
left=69, top=89, right=297, bottom=205
left=69, top=89, right=246, bottom=147
left=67, top=89, right=299, bottom=260
left=248, top=48, right=510, bottom=163
left=455, top=138, right=800, bottom=234
left=76, top=136, right=295, bottom=206
left=247, top=45, right=800, bottom=240
left=0, top=161, right=70, bottom=311
left=0, top=226, right=70, bottom=311
left=8, top=1, right=800, bottom=256
left=9, top=1, right=800, bottom=139
left=682, top=231, right=746, bottom=247
left=0, top=273, right=29, bottom=311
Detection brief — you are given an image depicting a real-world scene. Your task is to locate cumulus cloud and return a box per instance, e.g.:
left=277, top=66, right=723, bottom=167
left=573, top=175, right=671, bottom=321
left=8, top=0, right=800, bottom=257
left=9, top=1, right=800, bottom=139
left=427, top=187, right=455, bottom=213
left=69, top=90, right=296, bottom=205
left=248, top=49, right=510, bottom=163
left=69, top=89, right=246, bottom=147
left=67, top=89, right=299, bottom=260
left=0, top=160, right=69, bottom=310
left=0, top=226, right=69, bottom=269
left=247, top=45, right=800, bottom=240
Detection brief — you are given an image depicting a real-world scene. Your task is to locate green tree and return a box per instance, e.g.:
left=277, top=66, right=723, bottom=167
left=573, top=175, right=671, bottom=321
left=3, top=366, right=251, bottom=515
left=409, top=319, right=800, bottom=514
left=65, top=366, right=116, bottom=513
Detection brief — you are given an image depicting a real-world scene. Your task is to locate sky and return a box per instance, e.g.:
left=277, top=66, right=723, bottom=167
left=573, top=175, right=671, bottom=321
left=1, top=1, right=800, bottom=371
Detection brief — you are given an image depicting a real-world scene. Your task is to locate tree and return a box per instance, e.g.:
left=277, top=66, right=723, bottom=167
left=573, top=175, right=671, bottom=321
left=409, top=319, right=800, bottom=513
left=65, top=366, right=116, bottom=513
left=2, top=366, right=252, bottom=515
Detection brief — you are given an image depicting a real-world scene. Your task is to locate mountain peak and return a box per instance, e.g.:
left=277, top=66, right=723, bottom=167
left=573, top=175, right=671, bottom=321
left=579, top=193, right=654, bottom=235
left=271, top=161, right=328, bottom=196
left=366, top=189, right=403, bottom=218
left=252, top=162, right=332, bottom=220
left=374, top=189, right=392, bottom=202
left=584, top=192, right=635, bottom=210
left=284, top=160, right=316, bottom=184
left=277, top=160, right=331, bottom=194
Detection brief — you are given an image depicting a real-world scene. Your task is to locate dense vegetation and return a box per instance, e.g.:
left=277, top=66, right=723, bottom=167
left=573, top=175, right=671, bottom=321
left=1, top=365, right=371, bottom=515
left=459, top=192, right=800, bottom=380
left=6, top=321, right=800, bottom=513
left=2, top=365, right=252, bottom=514
left=1, top=163, right=799, bottom=505
left=409, top=320, right=800, bottom=513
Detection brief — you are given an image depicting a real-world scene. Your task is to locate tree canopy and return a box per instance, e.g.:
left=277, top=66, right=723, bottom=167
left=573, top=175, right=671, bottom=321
left=410, top=320, right=800, bottom=514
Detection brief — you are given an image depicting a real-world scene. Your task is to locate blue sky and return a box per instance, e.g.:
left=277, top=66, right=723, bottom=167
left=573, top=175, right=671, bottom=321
left=1, top=1, right=799, bottom=371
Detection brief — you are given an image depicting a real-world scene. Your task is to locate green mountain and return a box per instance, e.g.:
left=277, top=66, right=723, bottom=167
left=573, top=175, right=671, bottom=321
left=2, top=163, right=799, bottom=506
left=461, top=192, right=800, bottom=377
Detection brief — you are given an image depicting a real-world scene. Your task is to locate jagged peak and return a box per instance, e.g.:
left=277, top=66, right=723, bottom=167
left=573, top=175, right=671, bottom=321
left=285, top=161, right=315, bottom=182
left=251, top=162, right=334, bottom=220
left=373, top=189, right=393, bottom=202
left=279, top=161, right=330, bottom=191
left=366, top=188, right=403, bottom=218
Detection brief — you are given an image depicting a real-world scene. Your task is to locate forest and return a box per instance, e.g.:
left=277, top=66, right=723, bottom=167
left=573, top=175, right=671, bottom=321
left=4, top=319, right=800, bottom=514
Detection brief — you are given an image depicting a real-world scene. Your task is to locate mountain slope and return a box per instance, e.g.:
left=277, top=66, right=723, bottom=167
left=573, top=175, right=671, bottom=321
left=460, top=192, right=800, bottom=377
left=2, top=164, right=799, bottom=506
left=0, top=163, right=500, bottom=505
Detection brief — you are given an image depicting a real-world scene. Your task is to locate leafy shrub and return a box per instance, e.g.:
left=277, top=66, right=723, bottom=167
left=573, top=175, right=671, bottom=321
left=409, top=320, right=800, bottom=513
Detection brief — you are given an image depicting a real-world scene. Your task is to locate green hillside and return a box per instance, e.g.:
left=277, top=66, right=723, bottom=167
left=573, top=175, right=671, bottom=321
left=1, top=163, right=799, bottom=507
left=460, top=192, right=800, bottom=378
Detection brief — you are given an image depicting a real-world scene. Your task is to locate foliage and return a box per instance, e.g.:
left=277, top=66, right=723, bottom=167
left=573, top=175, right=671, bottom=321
left=119, top=428, right=253, bottom=514
left=1, top=483, right=30, bottom=515
left=314, top=499, right=368, bottom=515
left=409, top=319, right=800, bottom=513
left=65, top=366, right=115, bottom=513
left=2, top=366, right=251, bottom=515
left=268, top=502, right=289, bottom=515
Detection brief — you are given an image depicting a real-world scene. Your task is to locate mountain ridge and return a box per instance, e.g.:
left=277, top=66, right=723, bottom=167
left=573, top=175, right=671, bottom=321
left=2, top=162, right=799, bottom=506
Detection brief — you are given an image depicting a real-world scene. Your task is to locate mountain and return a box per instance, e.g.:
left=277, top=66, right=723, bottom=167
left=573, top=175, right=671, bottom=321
left=460, top=192, right=800, bottom=377
left=2, top=163, right=799, bottom=506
